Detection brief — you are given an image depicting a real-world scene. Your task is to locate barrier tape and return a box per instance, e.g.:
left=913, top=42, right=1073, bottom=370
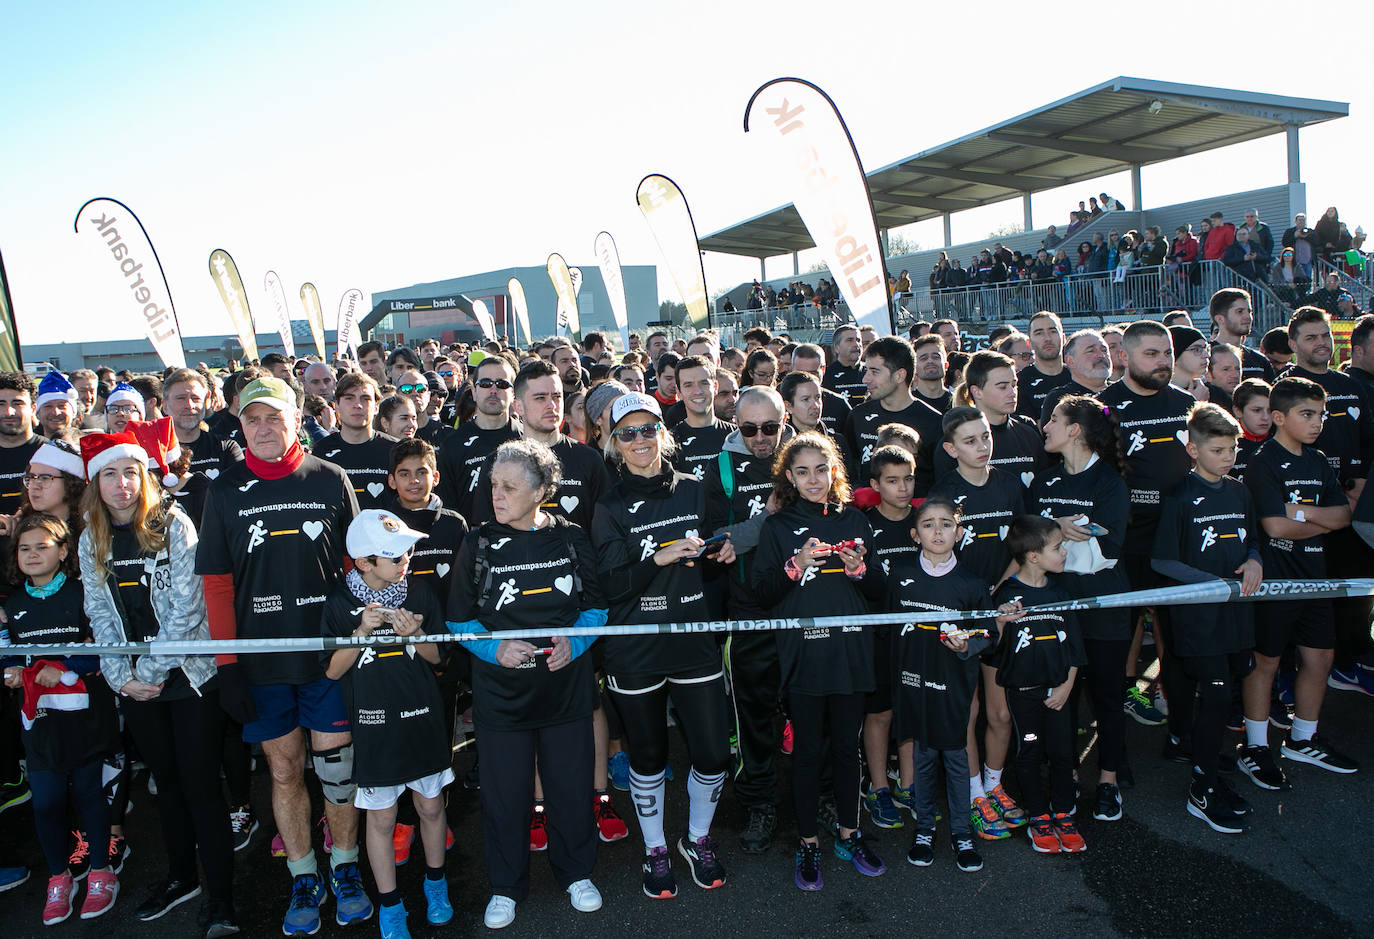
left=3, top=579, right=1371, bottom=658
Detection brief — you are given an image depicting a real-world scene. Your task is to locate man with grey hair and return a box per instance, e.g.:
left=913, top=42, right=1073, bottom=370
left=1037, top=329, right=1113, bottom=425
left=302, top=362, right=337, bottom=399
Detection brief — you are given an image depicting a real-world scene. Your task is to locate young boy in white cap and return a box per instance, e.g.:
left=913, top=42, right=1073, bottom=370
left=324, top=510, right=453, bottom=939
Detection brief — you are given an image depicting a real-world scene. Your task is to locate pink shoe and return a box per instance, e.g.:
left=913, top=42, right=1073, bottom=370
left=781, top=720, right=794, bottom=756
left=43, top=872, right=75, bottom=925
left=318, top=815, right=333, bottom=854
left=271, top=833, right=287, bottom=858
left=79, top=869, right=119, bottom=920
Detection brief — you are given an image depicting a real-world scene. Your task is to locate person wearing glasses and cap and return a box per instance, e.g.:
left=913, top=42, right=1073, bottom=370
left=436, top=354, right=523, bottom=523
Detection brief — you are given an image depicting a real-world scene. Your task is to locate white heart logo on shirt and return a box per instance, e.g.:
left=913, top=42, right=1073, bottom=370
left=559, top=495, right=579, bottom=513
left=998, top=526, right=1009, bottom=539
left=436, top=563, right=451, bottom=578
left=1350, top=406, right=1361, bottom=420
left=1176, top=429, right=1189, bottom=446
left=302, top=520, right=324, bottom=541
left=684, top=529, right=699, bottom=541
left=1020, top=472, right=1034, bottom=487
left=205, top=468, right=219, bottom=480
left=1237, top=528, right=1246, bottom=542
left=554, top=575, right=574, bottom=595
left=367, top=482, right=384, bottom=498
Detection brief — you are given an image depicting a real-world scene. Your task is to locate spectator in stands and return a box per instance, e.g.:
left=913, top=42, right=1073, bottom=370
left=1085, top=233, right=1109, bottom=275
left=1307, top=273, right=1346, bottom=317
left=1099, top=192, right=1123, bottom=212
left=1202, top=211, right=1236, bottom=261
left=1240, top=209, right=1274, bottom=259
left=1222, top=227, right=1270, bottom=282
left=1028, top=249, right=1054, bottom=284
left=1315, top=206, right=1347, bottom=261
left=1065, top=212, right=1084, bottom=238
left=1259, top=325, right=1292, bottom=373
left=1138, top=226, right=1168, bottom=268
left=946, top=259, right=967, bottom=288
left=1043, top=225, right=1062, bottom=249
left=1076, top=241, right=1093, bottom=273
left=895, top=270, right=912, bottom=295
left=1281, top=213, right=1319, bottom=277
left=1336, top=292, right=1363, bottom=321
left=1089, top=197, right=1102, bottom=217
left=1271, top=247, right=1309, bottom=304
left=721, top=297, right=737, bottom=313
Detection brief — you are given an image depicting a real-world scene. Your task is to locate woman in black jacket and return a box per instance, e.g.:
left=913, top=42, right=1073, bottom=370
left=591, top=392, right=735, bottom=900
left=752, top=433, right=885, bottom=890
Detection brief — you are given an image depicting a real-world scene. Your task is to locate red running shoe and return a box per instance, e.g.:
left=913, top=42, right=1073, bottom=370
left=529, top=803, right=548, bottom=852
left=393, top=823, right=415, bottom=866
left=781, top=721, right=794, bottom=756
left=594, top=793, right=629, bottom=842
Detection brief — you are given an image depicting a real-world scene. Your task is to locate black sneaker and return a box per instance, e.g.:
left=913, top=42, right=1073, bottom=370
left=462, top=757, right=481, bottom=791
left=1187, top=779, right=1246, bottom=834
left=1237, top=744, right=1290, bottom=791
left=906, top=829, right=936, bottom=867
left=107, top=835, right=131, bottom=875
left=68, top=831, right=91, bottom=882
left=1280, top=734, right=1360, bottom=774
left=136, top=878, right=203, bottom=922
left=229, top=806, right=258, bottom=852
left=1161, top=736, right=1192, bottom=764
left=738, top=805, right=776, bottom=855
left=1214, top=776, right=1251, bottom=817
left=1268, top=698, right=1293, bottom=731
left=677, top=834, right=726, bottom=889
left=1092, top=782, right=1122, bottom=822
left=200, top=899, right=241, bottom=938
left=951, top=835, right=983, bottom=873
left=641, top=846, right=677, bottom=900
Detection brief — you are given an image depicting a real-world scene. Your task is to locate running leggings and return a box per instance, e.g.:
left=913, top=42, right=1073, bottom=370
left=31, top=759, right=109, bottom=877
left=121, top=690, right=234, bottom=905
left=606, top=670, right=731, bottom=777
left=1082, top=638, right=1130, bottom=774
left=787, top=691, right=865, bottom=839
left=1007, top=685, right=1075, bottom=818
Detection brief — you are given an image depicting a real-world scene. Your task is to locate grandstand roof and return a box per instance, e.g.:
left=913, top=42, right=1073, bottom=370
left=701, top=77, right=1348, bottom=258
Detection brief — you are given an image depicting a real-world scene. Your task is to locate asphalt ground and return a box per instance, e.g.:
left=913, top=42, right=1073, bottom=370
left=1, top=685, right=1371, bottom=938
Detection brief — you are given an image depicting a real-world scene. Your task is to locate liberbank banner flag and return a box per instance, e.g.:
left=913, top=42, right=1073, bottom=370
left=547, top=254, right=581, bottom=342
left=471, top=299, right=497, bottom=340
left=744, top=78, right=892, bottom=336
left=594, top=232, right=630, bottom=352
left=74, top=198, right=186, bottom=369
left=0, top=250, right=23, bottom=372
left=208, top=249, right=258, bottom=361
left=507, top=277, right=531, bottom=346
left=635, top=174, right=709, bottom=332
left=263, top=271, right=295, bottom=358
left=337, top=288, right=364, bottom=361
left=300, top=283, right=327, bottom=359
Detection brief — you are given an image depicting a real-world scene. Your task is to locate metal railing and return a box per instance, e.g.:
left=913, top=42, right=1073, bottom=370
left=1316, top=256, right=1373, bottom=308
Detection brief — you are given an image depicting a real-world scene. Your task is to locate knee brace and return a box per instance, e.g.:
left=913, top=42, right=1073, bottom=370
left=311, top=744, right=356, bottom=805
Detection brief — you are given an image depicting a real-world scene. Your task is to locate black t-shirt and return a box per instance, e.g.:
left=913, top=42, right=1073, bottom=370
left=886, top=560, right=994, bottom=749
left=383, top=494, right=468, bottom=618
left=1234, top=435, right=1265, bottom=479
left=415, top=418, right=456, bottom=449
left=1279, top=365, right=1374, bottom=484
left=315, top=432, right=401, bottom=510
left=991, top=577, right=1085, bottom=688
left=321, top=578, right=449, bottom=787
left=1152, top=473, right=1258, bottom=657
left=864, top=506, right=918, bottom=580
left=591, top=468, right=718, bottom=680
left=928, top=466, right=1026, bottom=586
left=823, top=362, right=867, bottom=406
left=1243, top=439, right=1345, bottom=579
left=1016, top=364, right=1072, bottom=421
left=435, top=419, right=522, bottom=523
left=1235, top=344, right=1276, bottom=383
left=933, top=413, right=1049, bottom=489
left=1038, top=379, right=1104, bottom=427
left=448, top=518, right=604, bottom=730
left=172, top=430, right=245, bottom=527
left=0, top=435, right=46, bottom=515
left=195, top=455, right=359, bottom=685
left=671, top=419, right=736, bottom=482
left=913, top=387, right=953, bottom=414
left=1098, top=380, right=1194, bottom=552
left=844, top=396, right=944, bottom=495
left=820, top=388, right=852, bottom=435
left=662, top=400, right=687, bottom=430
left=469, top=435, right=609, bottom=531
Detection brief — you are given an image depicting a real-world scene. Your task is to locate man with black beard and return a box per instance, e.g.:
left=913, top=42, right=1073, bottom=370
left=0, top=373, right=44, bottom=514
left=1016, top=311, right=1071, bottom=421
left=1038, top=329, right=1114, bottom=426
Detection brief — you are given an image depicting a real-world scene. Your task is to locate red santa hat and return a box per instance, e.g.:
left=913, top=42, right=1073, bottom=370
left=127, top=418, right=182, bottom=487
left=80, top=430, right=148, bottom=482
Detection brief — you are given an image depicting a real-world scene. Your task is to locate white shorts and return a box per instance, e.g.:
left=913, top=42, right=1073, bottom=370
left=354, top=767, right=455, bottom=810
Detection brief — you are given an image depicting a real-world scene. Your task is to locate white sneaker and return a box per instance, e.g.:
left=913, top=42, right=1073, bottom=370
left=483, top=895, right=515, bottom=929
left=566, top=879, right=602, bottom=913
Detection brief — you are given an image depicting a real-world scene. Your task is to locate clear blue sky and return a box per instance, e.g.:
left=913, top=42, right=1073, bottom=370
left=2, top=0, right=1367, bottom=345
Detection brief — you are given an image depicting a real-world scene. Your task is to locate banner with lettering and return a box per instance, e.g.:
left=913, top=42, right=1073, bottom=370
left=744, top=78, right=891, bottom=335
left=594, top=231, right=631, bottom=352
left=635, top=174, right=710, bottom=332
left=73, top=198, right=186, bottom=368
left=300, top=282, right=327, bottom=359
left=207, top=249, right=258, bottom=362
left=547, top=253, right=581, bottom=342
left=508, top=277, right=531, bottom=346
left=569, top=267, right=583, bottom=297
left=263, top=270, right=295, bottom=358
left=337, top=288, right=364, bottom=361
left=471, top=299, right=497, bottom=340
left=0, top=249, right=23, bottom=372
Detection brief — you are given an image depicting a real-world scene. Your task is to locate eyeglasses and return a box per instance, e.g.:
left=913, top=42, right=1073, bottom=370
left=22, top=473, right=61, bottom=487
left=106, top=405, right=140, bottom=416
left=613, top=422, right=661, bottom=443
left=475, top=378, right=513, bottom=390
left=396, top=383, right=426, bottom=395
left=739, top=421, right=782, bottom=438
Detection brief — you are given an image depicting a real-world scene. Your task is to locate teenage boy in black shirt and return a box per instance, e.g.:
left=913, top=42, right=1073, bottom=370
left=935, top=351, right=1049, bottom=488
left=845, top=336, right=942, bottom=494
left=911, top=335, right=953, bottom=413
left=316, top=373, right=399, bottom=510
left=0, top=373, right=45, bottom=514
left=437, top=354, right=522, bottom=522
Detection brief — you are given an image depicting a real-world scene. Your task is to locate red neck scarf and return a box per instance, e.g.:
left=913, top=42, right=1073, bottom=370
left=244, top=439, right=304, bottom=480
left=1242, top=429, right=1267, bottom=443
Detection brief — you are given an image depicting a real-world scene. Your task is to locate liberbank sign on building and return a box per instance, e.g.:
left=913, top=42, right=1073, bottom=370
left=363, top=264, right=659, bottom=347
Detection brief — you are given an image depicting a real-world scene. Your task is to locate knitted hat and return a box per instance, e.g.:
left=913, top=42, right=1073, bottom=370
left=105, top=382, right=144, bottom=416
left=585, top=381, right=629, bottom=425
left=80, top=430, right=148, bottom=482
left=127, top=418, right=182, bottom=487
left=35, top=371, right=77, bottom=411
left=1168, top=325, right=1206, bottom=358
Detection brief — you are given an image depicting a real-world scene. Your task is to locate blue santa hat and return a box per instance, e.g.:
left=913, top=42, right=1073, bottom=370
left=105, top=382, right=145, bottom=417
left=36, top=371, right=77, bottom=410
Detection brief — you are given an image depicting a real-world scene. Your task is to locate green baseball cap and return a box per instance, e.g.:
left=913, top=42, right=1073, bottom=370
left=238, top=376, right=295, bottom=416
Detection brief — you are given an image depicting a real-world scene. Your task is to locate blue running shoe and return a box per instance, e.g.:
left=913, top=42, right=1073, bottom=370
left=862, top=785, right=903, bottom=829
left=834, top=830, right=886, bottom=876
left=378, top=901, right=410, bottom=939
left=0, top=866, right=29, bottom=893
left=329, top=862, right=374, bottom=926
left=282, top=873, right=327, bottom=936
left=1327, top=666, right=1374, bottom=697
left=608, top=751, right=630, bottom=792
left=423, top=876, right=453, bottom=925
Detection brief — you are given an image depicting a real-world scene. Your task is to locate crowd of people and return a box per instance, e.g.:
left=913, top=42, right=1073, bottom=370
left=1, top=296, right=1372, bottom=937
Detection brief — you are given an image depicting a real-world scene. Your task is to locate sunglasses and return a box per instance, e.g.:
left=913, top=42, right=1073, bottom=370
left=396, top=383, right=427, bottom=395
left=739, top=421, right=782, bottom=438
left=437, top=370, right=456, bottom=378
left=613, top=422, right=661, bottom=443
left=475, top=378, right=513, bottom=390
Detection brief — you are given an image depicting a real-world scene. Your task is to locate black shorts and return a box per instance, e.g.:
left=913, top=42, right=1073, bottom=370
left=1254, top=599, right=1334, bottom=658
left=866, top=625, right=892, bottom=715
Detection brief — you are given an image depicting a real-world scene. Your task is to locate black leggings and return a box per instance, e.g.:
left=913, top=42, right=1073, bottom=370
left=31, top=759, right=109, bottom=877
left=1081, top=638, right=1130, bottom=774
left=121, top=690, right=234, bottom=904
left=787, top=691, right=864, bottom=839
left=607, top=670, right=731, bottom=777
left=1007, top=686, right=1075, bottom=818
left=221, top=717, right=252, bottom=808
left=1180, top=652, right=1252, bottom=787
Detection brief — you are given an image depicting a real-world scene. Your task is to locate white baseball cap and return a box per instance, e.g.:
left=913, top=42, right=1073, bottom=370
left=346, top=509, right=425, bottom=559
left=609, top=391, right=662, bottom=427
